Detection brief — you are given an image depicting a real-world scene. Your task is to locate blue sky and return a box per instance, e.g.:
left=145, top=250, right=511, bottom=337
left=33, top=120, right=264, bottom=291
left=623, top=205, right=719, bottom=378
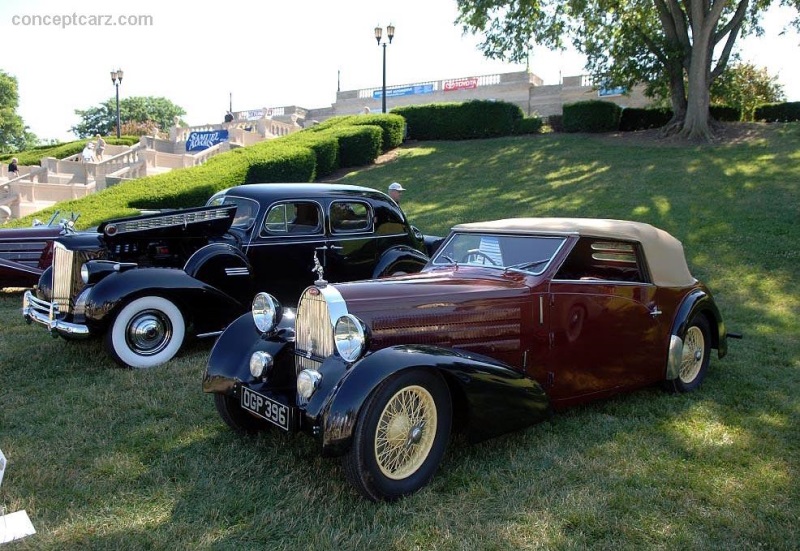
left=1, top=0, right=797, bottom=142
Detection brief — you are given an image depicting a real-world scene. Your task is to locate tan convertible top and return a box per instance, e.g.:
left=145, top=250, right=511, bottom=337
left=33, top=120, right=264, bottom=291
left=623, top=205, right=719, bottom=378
left=453, top=218, right=695, bottom=287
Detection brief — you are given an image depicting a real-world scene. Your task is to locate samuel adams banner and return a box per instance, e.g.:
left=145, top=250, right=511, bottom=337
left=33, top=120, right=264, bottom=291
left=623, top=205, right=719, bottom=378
left=186, top=130, right=229, bottom=151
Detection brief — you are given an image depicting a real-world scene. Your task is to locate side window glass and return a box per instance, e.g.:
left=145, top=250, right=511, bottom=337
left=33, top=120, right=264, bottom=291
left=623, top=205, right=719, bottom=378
left=555, top=238, right=644, bottom=282
left=263, top=204, right=288, bottom=233
left=263, top=202, right=322, bottom=235
left=330, top=201, right=372, bottom=233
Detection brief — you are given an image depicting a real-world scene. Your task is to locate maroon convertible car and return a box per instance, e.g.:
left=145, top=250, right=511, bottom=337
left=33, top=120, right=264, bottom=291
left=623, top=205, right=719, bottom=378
left=0, top=212, right=77, bottom=288
left=204, top=217, right=733, bottom=501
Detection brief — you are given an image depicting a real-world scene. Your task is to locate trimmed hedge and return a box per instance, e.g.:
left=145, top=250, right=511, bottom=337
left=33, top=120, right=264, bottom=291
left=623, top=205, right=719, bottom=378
left=619, top=107, right=673, bottom=131
left=392, top=100, right=524, bottom=140
left=710, top=105, right=741, bottom=122
left=514, top=116, right=544, bottom=135
left=349, top=113, right=406, bottom=152
left=563, top=100, right=622, bottom=133
left=281, top=132, right=339, bottom=178
left=754, top=101, right=800, bottom=122
left=327, top=125, right=383, bottom=168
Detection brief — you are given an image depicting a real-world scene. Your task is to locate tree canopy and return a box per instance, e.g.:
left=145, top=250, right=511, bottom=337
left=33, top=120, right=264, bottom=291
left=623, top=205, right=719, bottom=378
left=455, top=0, right=800, bottom=141
left=71, top=96, right=186, bottom=138
left=0, top=70, right=38, bottom=153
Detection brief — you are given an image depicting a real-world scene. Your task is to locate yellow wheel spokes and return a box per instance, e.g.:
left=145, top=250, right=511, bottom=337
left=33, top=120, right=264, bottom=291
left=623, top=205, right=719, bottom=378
left=679, top=326, right=705, bottom=383
left=375, top=385, right=437, bottom=480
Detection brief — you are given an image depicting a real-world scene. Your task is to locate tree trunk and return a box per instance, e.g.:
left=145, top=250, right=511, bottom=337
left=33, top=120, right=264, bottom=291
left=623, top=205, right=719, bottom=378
left=680, top=42, right=713, bottom=141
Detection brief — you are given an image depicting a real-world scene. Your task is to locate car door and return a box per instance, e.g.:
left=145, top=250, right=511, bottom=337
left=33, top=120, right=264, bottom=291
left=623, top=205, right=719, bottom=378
left=545, top=237, right=663, bottom=407
left=245, top=200, right=326, bottom=304
left=323, top=199, right=378, bottom=283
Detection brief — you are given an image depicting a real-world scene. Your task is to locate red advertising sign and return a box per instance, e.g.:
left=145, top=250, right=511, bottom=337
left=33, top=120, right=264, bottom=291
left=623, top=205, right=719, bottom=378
left=443, top=77, right=478, bottom=92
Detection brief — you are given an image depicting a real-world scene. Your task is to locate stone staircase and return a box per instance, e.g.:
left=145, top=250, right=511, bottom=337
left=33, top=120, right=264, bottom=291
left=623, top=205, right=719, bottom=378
left=1, top=111, right=303, bottom=221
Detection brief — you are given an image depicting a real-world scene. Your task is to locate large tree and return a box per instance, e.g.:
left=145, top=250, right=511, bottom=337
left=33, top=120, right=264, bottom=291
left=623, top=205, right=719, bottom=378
left=71, top=96, right=186, bottom=138
left=0, top=70, right=38, bottom=153
left=455, top=0, right=800, bottom=141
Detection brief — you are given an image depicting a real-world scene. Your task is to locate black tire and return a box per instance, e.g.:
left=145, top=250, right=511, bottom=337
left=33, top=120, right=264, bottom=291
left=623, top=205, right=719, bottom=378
left=669, top=314, right=711, bottom=393
left=105, top=296, right=185, bottom=369
left=342, top=369, right=451, bottom=501
left=213, top=393, right=270, bottom=434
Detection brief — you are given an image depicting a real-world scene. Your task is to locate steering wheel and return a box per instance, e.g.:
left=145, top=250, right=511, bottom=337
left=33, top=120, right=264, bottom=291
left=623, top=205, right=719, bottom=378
left=460, top=250, right=498, bottom=266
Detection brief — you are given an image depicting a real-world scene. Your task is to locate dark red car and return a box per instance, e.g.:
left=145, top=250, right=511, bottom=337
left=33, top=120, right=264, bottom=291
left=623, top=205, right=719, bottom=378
left=0, top=212, right=77, bottom=288
left=203, top=217, right=732, bottom=501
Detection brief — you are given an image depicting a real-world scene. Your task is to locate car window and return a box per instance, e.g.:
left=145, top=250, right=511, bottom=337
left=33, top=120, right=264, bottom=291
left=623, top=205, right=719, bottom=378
left=554, top=238, right=646, bottom=282
left=330, top=201, right=372, bottom=233
left=262, top=202, right=322, bottom=235
left=206, top=195, right=259, bottom=229
left=431, top=232, right=565, bottom=274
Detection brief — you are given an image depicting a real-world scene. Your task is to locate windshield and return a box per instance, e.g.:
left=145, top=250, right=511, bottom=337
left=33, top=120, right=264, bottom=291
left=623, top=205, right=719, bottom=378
left=206, top=195, right=259, bottom=229
left=431, top=232, right=566, bottom=275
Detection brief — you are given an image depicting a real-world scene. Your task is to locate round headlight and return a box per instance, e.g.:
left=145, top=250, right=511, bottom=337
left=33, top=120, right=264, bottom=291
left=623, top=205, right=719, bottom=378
left=334, top=314, right=366, bottom=362
left=80, top=264, right=90, bottom=284
left=252, top=292, right=280, bottom=334
left=297, top=369, right=322, bottom=399
left=249, top=351, right=273, bottom=378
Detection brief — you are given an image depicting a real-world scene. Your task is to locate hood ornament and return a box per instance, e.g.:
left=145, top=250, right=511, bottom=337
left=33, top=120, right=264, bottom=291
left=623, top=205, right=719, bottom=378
left=312, top=250, right=327, bottom=286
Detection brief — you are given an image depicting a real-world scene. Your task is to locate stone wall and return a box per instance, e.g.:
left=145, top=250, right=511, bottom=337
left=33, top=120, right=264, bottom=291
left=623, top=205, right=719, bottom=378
left=303, top=70, right=651, bottom=124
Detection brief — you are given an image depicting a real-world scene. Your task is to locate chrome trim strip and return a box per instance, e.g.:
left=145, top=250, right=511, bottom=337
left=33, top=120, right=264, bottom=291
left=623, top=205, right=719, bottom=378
left=195, top=330, right=224, bottom=339
left=539, top=295, right=544, bottom=325
left=248, top=232, right=409, bottom=245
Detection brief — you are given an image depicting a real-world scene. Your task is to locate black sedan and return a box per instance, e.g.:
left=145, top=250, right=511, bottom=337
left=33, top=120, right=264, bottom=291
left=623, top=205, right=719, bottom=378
left=23, top=183, right=432, bottom=368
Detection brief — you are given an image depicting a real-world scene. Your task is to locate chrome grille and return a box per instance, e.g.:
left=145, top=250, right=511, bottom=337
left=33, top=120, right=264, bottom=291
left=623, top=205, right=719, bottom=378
left=51, top=243, right=92, bottom=314
left=294, top=288, right=335, bottom=372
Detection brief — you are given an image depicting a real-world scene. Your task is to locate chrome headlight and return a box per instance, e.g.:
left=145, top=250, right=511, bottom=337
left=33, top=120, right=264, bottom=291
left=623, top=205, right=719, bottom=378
left=252, top=292, right=281, bottom=334
left=249, top=351, right=273, bottom=379
left=334, top=314, right=367, bottom=362
left=297, top=369, right=322, bottom=400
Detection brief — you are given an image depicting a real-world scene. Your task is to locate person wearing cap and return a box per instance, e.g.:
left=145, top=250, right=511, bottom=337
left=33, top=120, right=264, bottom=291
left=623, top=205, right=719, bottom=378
left=388, top=182, right=405, bottom=204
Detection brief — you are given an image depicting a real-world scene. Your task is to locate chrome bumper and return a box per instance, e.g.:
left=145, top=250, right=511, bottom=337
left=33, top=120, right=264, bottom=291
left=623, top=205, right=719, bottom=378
left=22, top=290, right=90, bottom=338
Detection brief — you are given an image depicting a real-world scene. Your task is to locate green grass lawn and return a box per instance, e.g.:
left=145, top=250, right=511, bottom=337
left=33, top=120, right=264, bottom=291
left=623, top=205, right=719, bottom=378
left=1, top=124, right=798, bottom=549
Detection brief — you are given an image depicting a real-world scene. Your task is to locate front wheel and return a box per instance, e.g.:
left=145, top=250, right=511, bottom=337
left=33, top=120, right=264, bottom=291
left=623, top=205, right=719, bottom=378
left=669, top=314, right=711, bottom=393
left=213, top=393, right=270, bottom=434
left=343, top=369, right=452, bottom=501
left=105, top=296, right=186, bottom=369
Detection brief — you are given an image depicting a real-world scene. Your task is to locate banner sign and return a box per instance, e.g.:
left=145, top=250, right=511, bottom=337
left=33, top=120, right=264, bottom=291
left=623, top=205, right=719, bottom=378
left=186, top=130, right=229, bottom=151
left=598, top=86, right=626, bottom=97
left=238, top=109, right=272, bottom=121
left=443, top=77, right=478, bottom=92
left=372, top=84, right=434, bottom=99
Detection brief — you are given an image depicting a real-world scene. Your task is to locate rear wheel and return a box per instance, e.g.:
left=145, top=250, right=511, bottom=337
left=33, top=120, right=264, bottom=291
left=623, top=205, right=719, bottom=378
left=105, top=296, right=185, bottom=369
left=670, top=314, right=711, bottom=393
left=214, top=393, right=270, bottom=434
left=343, top=369, right=451, bottom=501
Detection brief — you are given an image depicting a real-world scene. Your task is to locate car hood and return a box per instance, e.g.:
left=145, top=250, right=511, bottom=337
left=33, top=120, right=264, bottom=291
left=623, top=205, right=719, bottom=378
left=97, top=205, right=237, bottom=245
left=332, top=267, right=536, bottom=355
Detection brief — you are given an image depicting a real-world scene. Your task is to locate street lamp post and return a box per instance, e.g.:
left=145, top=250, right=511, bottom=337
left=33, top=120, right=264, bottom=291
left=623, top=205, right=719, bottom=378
left=374, top=24, right=395, bottom=114
left=110, top=69, right=124, bottom=138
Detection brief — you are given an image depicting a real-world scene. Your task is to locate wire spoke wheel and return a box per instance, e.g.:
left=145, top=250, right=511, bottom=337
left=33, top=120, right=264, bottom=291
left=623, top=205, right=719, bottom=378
left=679, top=325, right=705, bottom=384
left=374, top=385, right=437, bottom=480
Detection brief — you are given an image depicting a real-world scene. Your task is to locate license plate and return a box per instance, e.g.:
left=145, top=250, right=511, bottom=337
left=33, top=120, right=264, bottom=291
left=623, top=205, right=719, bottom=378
left=240, top=386, right=290, bottom=431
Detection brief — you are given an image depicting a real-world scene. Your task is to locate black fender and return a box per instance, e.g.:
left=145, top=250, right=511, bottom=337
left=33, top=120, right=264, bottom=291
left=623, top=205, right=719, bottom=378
left=183, top=242, right=254, bottom=306
left=669, top=287, right=727, bottom=361
left=82, top=267, right=246, bottom=335
left=424, top=234, right=445, bottom=257
left=202, top=311, right=296, bottom=394
left=371, top=245, right=429, bottom=278
left=309, top=344, right=550, bottom=457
